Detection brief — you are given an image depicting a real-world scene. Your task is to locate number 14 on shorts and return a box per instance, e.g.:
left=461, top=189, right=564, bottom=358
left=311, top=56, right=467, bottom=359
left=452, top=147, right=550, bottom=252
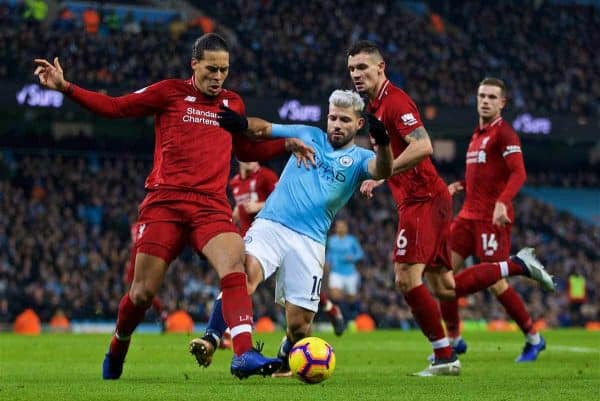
left=481, top=233, right=498, bottom=256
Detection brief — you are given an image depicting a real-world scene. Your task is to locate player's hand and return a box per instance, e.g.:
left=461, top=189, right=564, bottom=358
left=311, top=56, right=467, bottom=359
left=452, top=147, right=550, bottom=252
left=448, top=181, right=464, bottom=196
left=285, top=138, right=316, bottom=170
left=360, top=179, right=385, bottom=199
left=218, top=105, right=248, bottom=133
left=492, top=201, right=511, bottom=226
left=242, top=200, right=263, bottom=214
left=365, top=113, right=390, bottom=146
left=33, top=57, right=69, bottom=91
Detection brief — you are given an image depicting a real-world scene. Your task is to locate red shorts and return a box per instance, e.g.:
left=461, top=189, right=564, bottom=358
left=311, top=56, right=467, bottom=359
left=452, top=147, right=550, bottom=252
left=450, top=217, right=512, bottom=262
left=394, top=190, right=452, bottom=269
left=130, top=189, right=238, bottom=265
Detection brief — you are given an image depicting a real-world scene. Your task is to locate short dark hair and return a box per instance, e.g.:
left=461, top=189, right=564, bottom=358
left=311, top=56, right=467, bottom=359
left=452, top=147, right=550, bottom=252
left=192, top=33, right=229, bottom=60
left=346, top=40, right=383, bottom=59
left=479, top=77, right=506, bottom=97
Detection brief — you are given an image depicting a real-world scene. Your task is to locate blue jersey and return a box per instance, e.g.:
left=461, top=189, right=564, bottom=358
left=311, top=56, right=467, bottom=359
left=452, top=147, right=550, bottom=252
left=258, top=124, right=374, bottom=244
left=326, top=234, right=364, bottom=276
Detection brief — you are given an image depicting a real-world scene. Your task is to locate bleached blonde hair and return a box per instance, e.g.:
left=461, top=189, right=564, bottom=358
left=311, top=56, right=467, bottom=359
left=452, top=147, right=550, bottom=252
left=328, top=90, right=364, bottom=116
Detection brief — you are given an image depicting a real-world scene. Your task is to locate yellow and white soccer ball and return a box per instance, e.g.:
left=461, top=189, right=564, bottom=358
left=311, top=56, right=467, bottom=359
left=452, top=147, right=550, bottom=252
left=288, top=337, right=336, bottom=384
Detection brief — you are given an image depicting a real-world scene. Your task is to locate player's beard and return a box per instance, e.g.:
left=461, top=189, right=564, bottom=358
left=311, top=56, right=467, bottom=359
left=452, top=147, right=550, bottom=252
left=328, top=131, right=354, bottom=149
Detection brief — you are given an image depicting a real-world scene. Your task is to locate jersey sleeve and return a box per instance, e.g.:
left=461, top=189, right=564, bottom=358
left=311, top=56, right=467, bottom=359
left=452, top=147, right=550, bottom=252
left=359, top=149, right=376, bottom=181
left=496, top=124, right=527, bottom=205
left=66, top=80, right=173, bottom=118
left=385, top=95, right=424, bottom=138
left=271, top=124, right=322, bottom=144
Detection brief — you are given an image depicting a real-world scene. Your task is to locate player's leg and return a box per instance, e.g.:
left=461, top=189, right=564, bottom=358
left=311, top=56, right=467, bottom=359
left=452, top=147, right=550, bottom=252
left=438, top=251, right=468, bottom=354
left=194, top=218, right=284, bottom=378
left=438, top=217, right=474, bottom=354
left=432, top=249, right=555, bottom=300
left=273, top=303, right=316, bottom=378
left=346, top=270, right=361, bottom=321
left=321, top=272, right=346, bottom=336
left=189, top=253, right=266, bottom=367
left=489, top=279, right=545, bottom=361
left=272, top=228, right=325, bottom=377
left=397, top=262, right=459, bottom=376
left=103, top=213, right=183, bottom=380
left=480, top=223, right=546, bottom=362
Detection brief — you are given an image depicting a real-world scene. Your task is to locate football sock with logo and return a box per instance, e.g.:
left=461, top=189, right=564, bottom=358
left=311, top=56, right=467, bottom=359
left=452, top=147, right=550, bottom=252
left=221, top=272, right=253, bottom=356
left=404, top=284, right=453, bottom=360
left=204, top=293, right=227, bottom=346
left=454, top=260, right=524, bottom=297
left=109, top=293, right=148, bottom=359
left=439, top=298, right=461, bottom=339
left=319, top=292, right=333, bottom=312
left=496, top=286, right=535, bottom=336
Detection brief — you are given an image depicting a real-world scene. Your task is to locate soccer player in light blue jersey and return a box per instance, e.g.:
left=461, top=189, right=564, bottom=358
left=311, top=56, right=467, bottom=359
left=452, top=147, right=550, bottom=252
left=190, top=89, right=393, bottom=376
left=326, top=219, right=364, bottom=321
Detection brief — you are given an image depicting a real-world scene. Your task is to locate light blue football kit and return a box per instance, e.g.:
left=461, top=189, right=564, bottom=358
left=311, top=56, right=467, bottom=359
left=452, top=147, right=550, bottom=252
left=244, top=124, right=375, bottom=311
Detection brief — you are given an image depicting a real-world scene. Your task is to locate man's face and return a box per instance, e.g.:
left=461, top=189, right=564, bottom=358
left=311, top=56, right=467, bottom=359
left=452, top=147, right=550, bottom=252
left=335, top=220, right=348, bottom=236
left=477, top=85, right=505, bottom=121
left=191, top=50, right=230, bottom=97
left=327, top=104, right=364, bottom=149
left=347, top=52, right=384, bottom=97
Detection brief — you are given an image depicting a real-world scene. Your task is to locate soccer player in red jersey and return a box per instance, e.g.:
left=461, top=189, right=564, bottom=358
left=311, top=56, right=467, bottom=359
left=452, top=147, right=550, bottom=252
left=442, top=78, right=545, bottom=362
left=33, top=33, right=310, bottom=380
left=348, top=41, right=554, bottom=376
left=230, top=161, right=278, bottom=236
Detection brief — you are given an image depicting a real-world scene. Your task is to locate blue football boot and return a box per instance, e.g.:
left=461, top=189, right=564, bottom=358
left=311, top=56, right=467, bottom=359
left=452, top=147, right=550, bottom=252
left=230, top=342, right=282, bottom=379
left=102, top=352, right=125, bottom=380
left=516, top=336, right=546, bottom=362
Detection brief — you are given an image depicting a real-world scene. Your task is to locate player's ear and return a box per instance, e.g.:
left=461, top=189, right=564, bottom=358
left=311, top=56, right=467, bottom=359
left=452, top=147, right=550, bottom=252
left=190, top=58, right=199, bottom=70
left=357, top=116, right=365, bottom=130
left=378, top=60, right=385, bottom=74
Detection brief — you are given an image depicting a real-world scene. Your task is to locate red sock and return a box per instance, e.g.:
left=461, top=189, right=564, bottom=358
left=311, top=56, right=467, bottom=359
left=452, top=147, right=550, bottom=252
left=454, top=260, right=523, bottom=298
left=151, top=297, right=163, bottom=314
left=319, top=292, right=333, bottom=312
left=109, top=293, right=148, bottom=358
left=440, top=298, right=461, bottom=339
left=496, top=286, right=534, bottom=335
left=221, top=272, right=253, bottom=356
left=404, top=284, right=453, bottom=360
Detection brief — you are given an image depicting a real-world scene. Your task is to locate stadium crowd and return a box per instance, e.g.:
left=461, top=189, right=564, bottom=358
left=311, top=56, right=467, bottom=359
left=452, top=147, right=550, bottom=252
left=0, top=0, right=597, bottom=119
left=1, top=151, right=597, bottom=328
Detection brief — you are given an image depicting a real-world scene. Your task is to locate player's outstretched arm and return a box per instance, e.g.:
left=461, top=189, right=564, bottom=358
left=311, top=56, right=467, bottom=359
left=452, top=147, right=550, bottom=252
left=247, top=117, right=273, bottom=139
left=34, top=57, right=166, bottom=118
left=391, top=127, right=433, bottom=174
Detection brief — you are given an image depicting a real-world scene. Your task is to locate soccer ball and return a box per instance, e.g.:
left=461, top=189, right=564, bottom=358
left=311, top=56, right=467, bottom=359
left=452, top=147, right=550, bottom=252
left=288, top=337, right=336, bottom=384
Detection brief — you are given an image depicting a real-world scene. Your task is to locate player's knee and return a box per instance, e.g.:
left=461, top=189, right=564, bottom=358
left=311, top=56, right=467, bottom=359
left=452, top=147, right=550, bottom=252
left=129, top=285, right=155, bottom=307
left=394, top=275, right=413, bottom=293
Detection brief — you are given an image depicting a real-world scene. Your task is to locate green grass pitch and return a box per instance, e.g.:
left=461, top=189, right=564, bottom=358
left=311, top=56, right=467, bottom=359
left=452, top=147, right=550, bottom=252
left=1, top=329, right=598, bottom=401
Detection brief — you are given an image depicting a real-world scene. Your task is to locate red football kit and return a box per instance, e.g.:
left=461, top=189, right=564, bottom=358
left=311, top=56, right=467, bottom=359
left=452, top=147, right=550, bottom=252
left=229, top=167, right=278, bottom=236
left=66, top=78, right=286, bottom=263
left=367, top=80, right=451, bottom=267
left=451, top=117, right=526, bottom=261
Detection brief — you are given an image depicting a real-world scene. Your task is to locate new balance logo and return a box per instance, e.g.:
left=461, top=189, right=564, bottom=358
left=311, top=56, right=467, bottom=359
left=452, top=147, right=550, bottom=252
left=400, top=113, right=418, bottom=126
left=184, top=96, right=197, bottom=102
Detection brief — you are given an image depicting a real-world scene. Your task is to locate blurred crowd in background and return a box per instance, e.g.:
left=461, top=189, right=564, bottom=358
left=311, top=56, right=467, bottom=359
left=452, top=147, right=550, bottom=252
left=1, top=0, right=597, bottom=120
left=1, top=152, right=597, bottom=328
left=0, top=0, right=598, bottom=330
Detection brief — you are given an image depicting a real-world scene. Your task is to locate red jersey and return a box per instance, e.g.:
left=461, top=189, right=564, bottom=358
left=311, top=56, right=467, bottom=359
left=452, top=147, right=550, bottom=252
left=230, top=167, right=278, bottom=235
left=367, top=80, right=446, bottom=205
left=458, top=117, right=526, bottom=221
left=66, top=78, right=285, bottom=197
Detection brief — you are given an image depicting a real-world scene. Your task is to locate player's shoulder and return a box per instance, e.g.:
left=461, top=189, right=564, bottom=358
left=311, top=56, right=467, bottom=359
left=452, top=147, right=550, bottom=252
left=353, top=145, right=376, bottom=160
left=384, top=83, right=415, bottom=105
